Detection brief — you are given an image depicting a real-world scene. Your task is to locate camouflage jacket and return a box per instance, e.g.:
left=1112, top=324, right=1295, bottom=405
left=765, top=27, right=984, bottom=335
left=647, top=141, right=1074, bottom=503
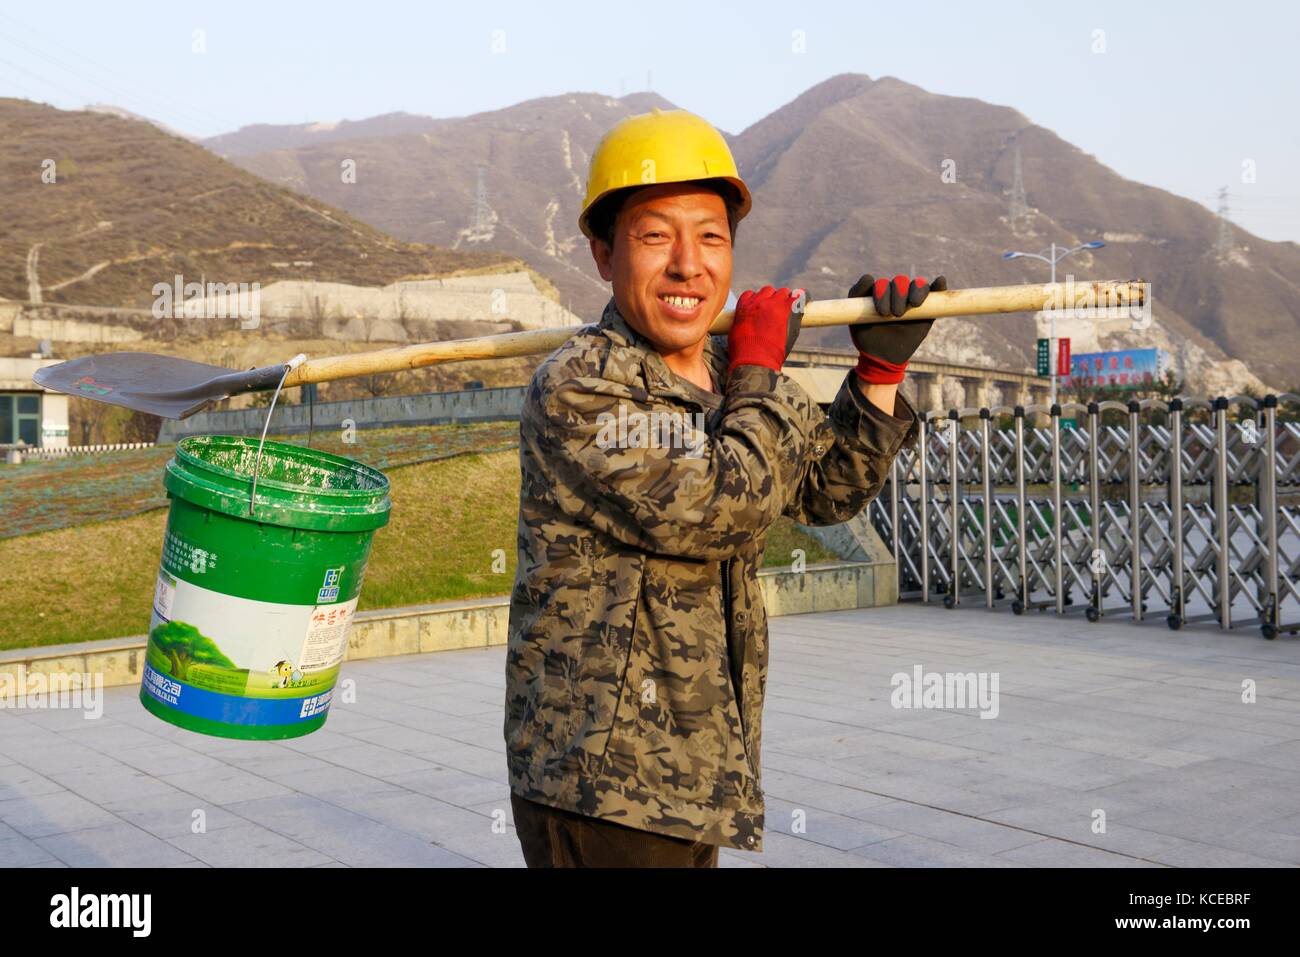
left=504, top=298, right=919, bottom=851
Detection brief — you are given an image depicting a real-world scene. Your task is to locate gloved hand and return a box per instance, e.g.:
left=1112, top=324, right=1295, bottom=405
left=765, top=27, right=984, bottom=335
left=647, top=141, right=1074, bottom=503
left=727, top=285, right=805, bottom=377
left=847, top=274, right=946, bottom=384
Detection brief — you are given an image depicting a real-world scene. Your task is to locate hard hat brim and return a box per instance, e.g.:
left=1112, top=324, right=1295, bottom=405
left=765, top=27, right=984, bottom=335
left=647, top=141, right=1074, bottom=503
left=578, top=176, right=752, bottom=241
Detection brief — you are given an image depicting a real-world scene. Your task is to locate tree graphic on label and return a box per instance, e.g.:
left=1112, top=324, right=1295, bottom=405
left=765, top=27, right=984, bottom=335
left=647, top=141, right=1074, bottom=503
left=149, top=620, right=236, bottom=681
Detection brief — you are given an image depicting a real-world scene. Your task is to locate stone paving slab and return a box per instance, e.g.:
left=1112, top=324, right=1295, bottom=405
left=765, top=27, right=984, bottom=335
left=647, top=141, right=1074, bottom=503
left=0, top=604, right=1297, bottom=867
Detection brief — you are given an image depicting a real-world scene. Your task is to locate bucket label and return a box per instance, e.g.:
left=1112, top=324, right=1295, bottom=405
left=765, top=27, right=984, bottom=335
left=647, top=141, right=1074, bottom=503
left=299, top=602, right=355, bottom=672
left=142, top=568, right=357, bottom=728
left=162, top=528, right=217, bottom=576
left=153, top=570, right=177, bottom=620
left=317, top=567, right=342, bottom=603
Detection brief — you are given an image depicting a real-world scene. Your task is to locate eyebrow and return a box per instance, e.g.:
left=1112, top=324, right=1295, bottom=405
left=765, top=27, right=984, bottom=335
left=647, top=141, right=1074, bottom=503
left=630, top=209, right=728, bottom=229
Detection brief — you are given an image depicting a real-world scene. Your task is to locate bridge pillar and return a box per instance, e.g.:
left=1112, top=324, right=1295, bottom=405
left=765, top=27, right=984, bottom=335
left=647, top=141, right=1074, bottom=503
left=1000, top=382, right=1025, bottom=421
left=1019, top=384, right=1050, bottom=426
left=912, top=372, right=945, bottom=413
left=1025, top=387, right=1052, bottom=425
left=962, top=376, right=988, bottom=410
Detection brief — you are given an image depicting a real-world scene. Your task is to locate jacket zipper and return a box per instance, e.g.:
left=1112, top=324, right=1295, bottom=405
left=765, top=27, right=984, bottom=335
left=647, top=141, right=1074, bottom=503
left=597, top=558, right=642, bottom=774
left=705, top=400, right=752, bottom=781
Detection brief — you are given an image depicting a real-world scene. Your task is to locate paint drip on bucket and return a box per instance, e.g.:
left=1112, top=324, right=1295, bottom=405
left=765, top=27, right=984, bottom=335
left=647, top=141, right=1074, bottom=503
left=140, top=435, right=391, bottom=739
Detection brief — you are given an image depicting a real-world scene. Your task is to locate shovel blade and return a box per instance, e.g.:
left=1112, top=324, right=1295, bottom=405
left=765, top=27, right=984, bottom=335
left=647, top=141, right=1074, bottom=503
left=32, top=352, right=277, bottom=419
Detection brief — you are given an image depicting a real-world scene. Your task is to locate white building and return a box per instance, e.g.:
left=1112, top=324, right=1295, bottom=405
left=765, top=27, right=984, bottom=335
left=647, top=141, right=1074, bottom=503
left=0, top=356, right=69, bottom=449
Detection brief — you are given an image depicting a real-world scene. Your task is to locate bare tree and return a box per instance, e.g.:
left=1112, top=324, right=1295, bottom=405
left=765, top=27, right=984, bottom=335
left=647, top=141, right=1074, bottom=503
left=121, top=410, right=163, bottom=443
left=69, top=395, right=111, bottom=445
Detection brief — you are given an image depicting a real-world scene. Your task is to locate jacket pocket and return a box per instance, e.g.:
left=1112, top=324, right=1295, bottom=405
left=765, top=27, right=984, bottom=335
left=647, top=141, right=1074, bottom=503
left=506, top=544, right=598, bottom=763
left=535, top=667, right=580, bottom=749
left=599, top=559, right=750, bottom=807
left=515, top=535, right=596, bottom=632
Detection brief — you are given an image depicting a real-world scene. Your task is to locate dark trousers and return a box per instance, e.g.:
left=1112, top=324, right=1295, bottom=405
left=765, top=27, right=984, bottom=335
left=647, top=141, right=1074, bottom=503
left=510, top=793, right=719, bottom=868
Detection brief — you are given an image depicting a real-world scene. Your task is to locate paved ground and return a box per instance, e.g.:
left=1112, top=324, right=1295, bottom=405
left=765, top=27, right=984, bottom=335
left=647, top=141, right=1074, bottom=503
left=2, top=604, right=1299, bottom=868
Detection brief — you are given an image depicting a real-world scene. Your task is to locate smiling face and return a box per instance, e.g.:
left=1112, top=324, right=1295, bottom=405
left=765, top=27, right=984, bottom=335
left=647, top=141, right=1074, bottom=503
left=589, top=182, right=734, bottom=359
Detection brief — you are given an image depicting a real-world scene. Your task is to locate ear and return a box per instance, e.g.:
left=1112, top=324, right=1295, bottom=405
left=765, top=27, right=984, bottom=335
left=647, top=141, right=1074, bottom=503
left=590, top=237, right=614, bottom=281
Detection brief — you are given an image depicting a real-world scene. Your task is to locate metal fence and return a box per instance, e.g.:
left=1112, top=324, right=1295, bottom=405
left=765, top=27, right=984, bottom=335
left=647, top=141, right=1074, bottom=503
left=869, top=394, right=1300, bottom=639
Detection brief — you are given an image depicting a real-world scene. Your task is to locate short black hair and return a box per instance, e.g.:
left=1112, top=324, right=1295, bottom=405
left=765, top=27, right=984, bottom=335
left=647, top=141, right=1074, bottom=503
left=587, top=178, right=742, bottom=250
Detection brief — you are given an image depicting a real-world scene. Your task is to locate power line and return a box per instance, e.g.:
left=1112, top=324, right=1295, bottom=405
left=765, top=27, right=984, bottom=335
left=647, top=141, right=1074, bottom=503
left=0, top=8, right=243, bottom=135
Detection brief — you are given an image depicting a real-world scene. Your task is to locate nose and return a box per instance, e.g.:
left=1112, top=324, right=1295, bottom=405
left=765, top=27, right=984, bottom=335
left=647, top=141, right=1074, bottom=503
left=666, top=233, right=704, bottom=281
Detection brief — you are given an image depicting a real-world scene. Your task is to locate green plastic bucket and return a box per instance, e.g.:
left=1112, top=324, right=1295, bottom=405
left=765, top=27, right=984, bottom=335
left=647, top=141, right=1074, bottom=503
left=139, top=435, right=391, bottom=739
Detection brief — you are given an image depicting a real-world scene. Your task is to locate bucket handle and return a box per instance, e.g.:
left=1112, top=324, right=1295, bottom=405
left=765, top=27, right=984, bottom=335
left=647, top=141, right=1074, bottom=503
left=249, top=354, right=307, bottom=517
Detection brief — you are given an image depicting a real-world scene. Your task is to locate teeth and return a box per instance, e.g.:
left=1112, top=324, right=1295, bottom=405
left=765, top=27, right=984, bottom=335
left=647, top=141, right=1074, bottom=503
left=661, top=295, right=700, bottom=309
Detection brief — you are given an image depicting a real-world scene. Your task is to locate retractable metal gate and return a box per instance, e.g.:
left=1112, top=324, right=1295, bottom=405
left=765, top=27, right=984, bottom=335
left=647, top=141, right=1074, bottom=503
left=869, top=394, right=1300, bottom=639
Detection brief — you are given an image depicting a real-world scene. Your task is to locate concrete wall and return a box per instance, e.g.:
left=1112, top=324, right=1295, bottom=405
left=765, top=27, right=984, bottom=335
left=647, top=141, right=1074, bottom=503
left=40, top=393, right=68, bottom=449
left=0, top=355, right=58, bottom=391
left=189, top=271, right=583, bottom=335
left=159, top=385, right=527, bottom=441
left=0, top=270, right=581, bottom=348
left=12, top=315, right=145, bottom=344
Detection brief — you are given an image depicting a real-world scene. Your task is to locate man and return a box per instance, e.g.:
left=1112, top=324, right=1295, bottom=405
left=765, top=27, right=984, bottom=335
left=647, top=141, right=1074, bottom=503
left=504, top=108, right=943, bottom=867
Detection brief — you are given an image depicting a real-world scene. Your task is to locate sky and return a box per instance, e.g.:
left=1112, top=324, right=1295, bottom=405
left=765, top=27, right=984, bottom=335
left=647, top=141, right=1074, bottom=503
left=2, top=0, right=1297, bottom=243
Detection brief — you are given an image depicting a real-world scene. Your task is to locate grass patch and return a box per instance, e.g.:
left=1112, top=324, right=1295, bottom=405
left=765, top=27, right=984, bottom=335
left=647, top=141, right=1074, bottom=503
left=0, top=421, right=518, bottom=540
left=0, top=447, right=836, bottom=650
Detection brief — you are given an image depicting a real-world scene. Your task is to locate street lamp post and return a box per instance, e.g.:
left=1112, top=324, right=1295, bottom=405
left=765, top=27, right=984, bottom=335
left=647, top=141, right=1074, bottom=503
left=1002, top=240, right=1105, bottom=406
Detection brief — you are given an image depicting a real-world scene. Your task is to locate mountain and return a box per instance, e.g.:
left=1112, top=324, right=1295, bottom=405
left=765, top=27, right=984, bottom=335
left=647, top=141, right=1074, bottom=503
left=202, top=91, right=678, bottom=318
left=730, top=74, right=1298, bottom=391
left=207, top=76, right=1300, bottom=390
left=0, top=98, right=514, bottom=310
left=84, top=103, right=193, bottom=141
left=203, top=111, right=442, bottom=157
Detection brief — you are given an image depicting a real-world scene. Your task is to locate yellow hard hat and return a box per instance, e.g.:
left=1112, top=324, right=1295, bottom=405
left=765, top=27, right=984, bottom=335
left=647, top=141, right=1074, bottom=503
left=578, top=108, right=752, bottom=239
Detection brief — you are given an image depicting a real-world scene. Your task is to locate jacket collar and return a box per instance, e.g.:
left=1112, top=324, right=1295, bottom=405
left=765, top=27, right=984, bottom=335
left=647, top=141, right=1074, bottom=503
left=597, top=297, right=727, bottom=407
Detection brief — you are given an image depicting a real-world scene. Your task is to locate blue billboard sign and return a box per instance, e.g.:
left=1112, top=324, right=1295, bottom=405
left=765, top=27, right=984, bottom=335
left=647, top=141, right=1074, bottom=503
left=1063, top=348, right=1168, bottom=390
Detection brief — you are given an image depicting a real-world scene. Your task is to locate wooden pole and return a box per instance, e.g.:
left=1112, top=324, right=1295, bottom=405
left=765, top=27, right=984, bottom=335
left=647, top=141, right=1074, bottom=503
left=284, top=279, right=1146, bottom=387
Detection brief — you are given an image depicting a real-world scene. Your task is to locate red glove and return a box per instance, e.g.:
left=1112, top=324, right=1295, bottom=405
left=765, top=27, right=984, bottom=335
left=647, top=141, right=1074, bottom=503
left=727, top=285, right=804, bottom=377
